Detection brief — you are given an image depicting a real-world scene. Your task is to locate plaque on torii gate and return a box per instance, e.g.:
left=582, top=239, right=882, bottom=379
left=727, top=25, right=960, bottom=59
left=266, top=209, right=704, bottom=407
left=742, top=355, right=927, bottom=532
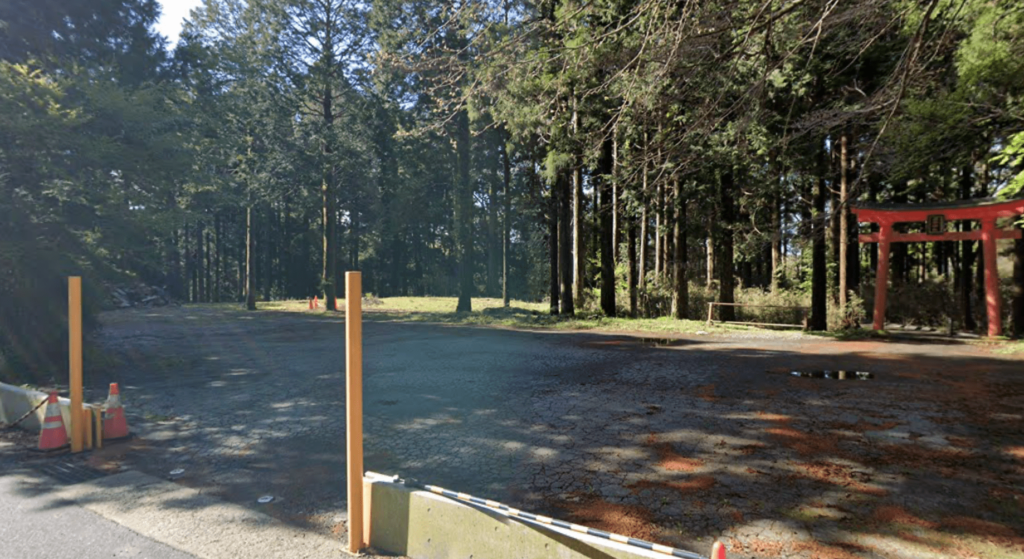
left=851, top=197, right=1024, bottom=337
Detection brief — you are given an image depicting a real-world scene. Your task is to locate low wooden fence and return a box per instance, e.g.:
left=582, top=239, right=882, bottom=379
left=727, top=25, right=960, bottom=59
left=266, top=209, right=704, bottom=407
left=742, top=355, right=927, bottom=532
left=705, top=302, right=809, bottom=329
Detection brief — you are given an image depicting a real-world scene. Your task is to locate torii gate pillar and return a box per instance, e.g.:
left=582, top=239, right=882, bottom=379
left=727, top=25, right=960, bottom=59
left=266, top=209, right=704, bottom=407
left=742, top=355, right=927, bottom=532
left=981, top=218, right=1002, bottom=337
left=852, top=198, right=1024, bottom=338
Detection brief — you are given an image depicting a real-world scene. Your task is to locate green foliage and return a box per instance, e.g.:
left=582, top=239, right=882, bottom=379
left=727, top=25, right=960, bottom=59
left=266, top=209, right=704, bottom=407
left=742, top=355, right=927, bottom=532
left=994, top=132, right=1024, bottom=199
left=3, top=0, right=1022, bottom=347
left=0, top=238, right=104, bottom=384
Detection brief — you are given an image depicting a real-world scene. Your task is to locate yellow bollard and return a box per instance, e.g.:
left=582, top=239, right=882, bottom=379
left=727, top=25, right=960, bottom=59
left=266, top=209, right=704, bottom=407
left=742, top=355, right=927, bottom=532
left=69, top=276, right=84, bottom=453
left=93, top=405, right=103, bottom=449
left=345, top=272, right=364, bottom=553
left=83, top=404, right=93, bottom=450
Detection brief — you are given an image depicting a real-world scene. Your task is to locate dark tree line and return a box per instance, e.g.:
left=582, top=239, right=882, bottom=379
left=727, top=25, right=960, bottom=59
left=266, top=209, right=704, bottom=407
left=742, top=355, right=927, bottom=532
left=2, top=0, right=1024, bottom=380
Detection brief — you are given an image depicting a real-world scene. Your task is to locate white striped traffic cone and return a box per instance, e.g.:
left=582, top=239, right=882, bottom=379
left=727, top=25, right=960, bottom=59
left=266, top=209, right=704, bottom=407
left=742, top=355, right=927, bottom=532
left=38, top=392, right=68, bottom=451
left=102, top=383, right=129, bottom=439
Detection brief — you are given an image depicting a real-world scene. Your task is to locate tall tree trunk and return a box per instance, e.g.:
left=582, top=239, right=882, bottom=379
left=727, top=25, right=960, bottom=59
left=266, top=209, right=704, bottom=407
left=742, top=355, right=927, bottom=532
left=838, top=131, right=849, bottom=309
left=549, top=196, right=559, bottom=315
left=572, top=164, right=584, bottom=304
left=572, top=94, right=585, bottom=304
left=771, top=191, right=782, bottom=292
left=205, top=223, right=213, bottom=303
left=719, top=169, right=736, bottom=322
left=214, top=212, right=223, bottom=303
left=197, top=221, right=206, bottom=302
left=612, top=133, right=619, bottom=266
left=974, top=158, right=988, bottom=329
left=810, top=159, right=828, bottom=331
left=455, top=108, right=474, bottom=312
left=487, top=165, right=500, bottom=297
left=639, top=162, right=648, bottom=288
left=501, top=140, right=511, bottom=307
left=655, top=181, right=663, bottom=277
left=245, top=205, right=256, bottom=310
left=559, top=171, right=574, bottom=315
left=263, top=208, right=272, bottom=302
left=1013, top=222, right=1024, bottom=338
left=321, top=81, right=338, bottom=311
left=628, top=215, right=638, bottom=317
left=185, top=220, right=194, bottom=303
left=169, top=226, right=183, bottom=300
left=280, top=199, right=289, bottom=297
left=598, top=138, right=616, bottom=316
left=672, top=180, right=688, bottom=319
left=830, top=188, right=840, bottom=302
left=869, top=176, right=879, bottom=273
left=891, top=184, right=908, bottom=287
left=237, top=212, right=245, bottom=299
left=706, top=221, right=715, bottom=288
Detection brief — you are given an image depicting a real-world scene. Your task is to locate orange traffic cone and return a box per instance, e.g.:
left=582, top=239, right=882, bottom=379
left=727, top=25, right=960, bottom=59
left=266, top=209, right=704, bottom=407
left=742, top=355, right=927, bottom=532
left=314, top=295, right=320, bottom=309
left=711, top=541, right=727, bottom=559
left=102, top=383, right=130, bottom=440
left=38, top=392, right=69, bottom=451
left=308, top=298, right=314, bottom=310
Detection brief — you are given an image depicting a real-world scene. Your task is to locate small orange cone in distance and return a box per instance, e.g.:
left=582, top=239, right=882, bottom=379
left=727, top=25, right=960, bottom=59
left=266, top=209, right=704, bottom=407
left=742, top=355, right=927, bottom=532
left=102, top=383, right=129, bottom=439
left=711, top=541, right=726, bottom=559
left=308, top=298, right=314, bottom=310
left=38, top=392, right=69, bottom=451
left=314, top=295, right=320, bottom=309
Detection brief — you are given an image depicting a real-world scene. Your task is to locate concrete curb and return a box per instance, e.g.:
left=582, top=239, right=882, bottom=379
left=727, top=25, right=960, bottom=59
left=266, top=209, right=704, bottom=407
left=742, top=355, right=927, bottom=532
left=366, top=474, right=678, bottom=559
left=0, top=382, right=72, bottom=432
left=53, top=471, right=352, bottom=559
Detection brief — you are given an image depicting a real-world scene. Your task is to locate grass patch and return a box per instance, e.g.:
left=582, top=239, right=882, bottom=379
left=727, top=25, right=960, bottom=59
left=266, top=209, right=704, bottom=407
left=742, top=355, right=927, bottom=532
left=230, top=297, right=786, bottom=337
left=994, top=340, right=1024, bottom=355
left=806, top=328, right=889, bottom=341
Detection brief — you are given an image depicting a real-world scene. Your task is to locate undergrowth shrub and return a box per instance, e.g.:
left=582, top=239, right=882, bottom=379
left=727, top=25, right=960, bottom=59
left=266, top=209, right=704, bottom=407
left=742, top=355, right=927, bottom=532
left=0, top=238, right=102, bottom=384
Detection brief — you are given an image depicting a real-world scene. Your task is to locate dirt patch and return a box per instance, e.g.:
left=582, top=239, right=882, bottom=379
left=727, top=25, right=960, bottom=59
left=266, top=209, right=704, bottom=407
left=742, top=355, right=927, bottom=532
left=645, top=434, right=704, bottom=472
left=874, top=443, right=977, bottom=475
left=826, top=420, right=902, bottom=433
left=745, top=539, right=789, bottom=555
left=941, top=516, right=1020, bottom=539
left=84, top=438, right=149, bottom=473
left=559, top=494, right=659, bottom=543
left=628, top=476, right=717, bottom=495
left=767, top=426, right=841, bottom=457
left=793, top=461, right=887, bottom=496
left=695, top=384, right=718, bottom=402
left=946, top=436, right=976, bottom=449
left=791, top=540, right=870, bottom=559
left=871, top=505, right=937, bottom=529
left=757, top=411, right=792, bottom=423
left=1005, top=446, right=1024, bottom=461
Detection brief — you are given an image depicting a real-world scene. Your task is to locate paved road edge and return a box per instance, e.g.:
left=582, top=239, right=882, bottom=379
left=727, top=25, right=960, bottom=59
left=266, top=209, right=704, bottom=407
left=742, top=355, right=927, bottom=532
left=53, top=471, right=352, bottom=559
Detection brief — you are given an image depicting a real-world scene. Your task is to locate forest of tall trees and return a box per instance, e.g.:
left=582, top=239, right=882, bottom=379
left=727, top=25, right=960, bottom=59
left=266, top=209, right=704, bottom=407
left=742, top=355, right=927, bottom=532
left=2, top=0, right=1024, bottom=375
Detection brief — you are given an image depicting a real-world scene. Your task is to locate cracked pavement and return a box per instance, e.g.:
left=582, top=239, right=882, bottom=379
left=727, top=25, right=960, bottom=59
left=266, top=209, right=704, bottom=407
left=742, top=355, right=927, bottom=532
left=84, top=306, right=1024, bottom=558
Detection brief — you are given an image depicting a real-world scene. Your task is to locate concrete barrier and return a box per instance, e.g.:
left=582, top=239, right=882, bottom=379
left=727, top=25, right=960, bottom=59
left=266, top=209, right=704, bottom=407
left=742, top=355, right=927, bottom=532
left=0, top=382, right=72, bottom=432
left=365, top=473, right=681, bottom=559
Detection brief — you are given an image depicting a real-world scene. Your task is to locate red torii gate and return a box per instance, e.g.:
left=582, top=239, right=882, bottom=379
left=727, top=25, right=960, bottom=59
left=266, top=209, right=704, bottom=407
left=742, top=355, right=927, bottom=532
left=851, top=197, right=1024, bottom=337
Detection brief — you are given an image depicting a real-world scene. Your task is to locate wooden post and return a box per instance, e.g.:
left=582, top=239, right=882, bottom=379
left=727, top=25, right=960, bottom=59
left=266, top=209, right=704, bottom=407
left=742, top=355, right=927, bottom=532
left=69, top=276, right=84, bottom=453
left=345, top=272, right=365, bottom=553
left=981, top=218, right=1002, bottom=337
left=873, top=226, right=892, bottom=331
